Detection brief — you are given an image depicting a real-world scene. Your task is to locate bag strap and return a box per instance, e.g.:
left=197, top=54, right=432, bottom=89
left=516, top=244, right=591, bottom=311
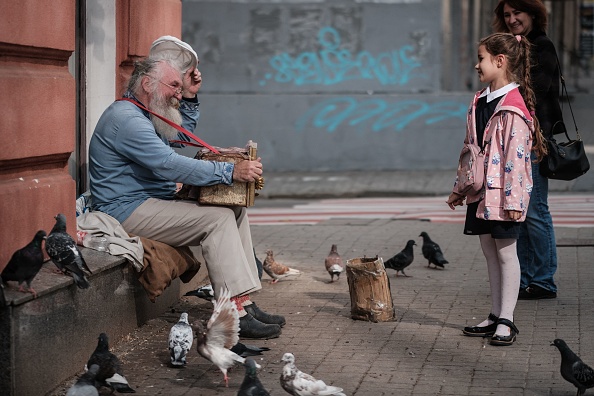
left=117, top=98, right=220, bottom=154
left=554, top=52, right=581, bottom=141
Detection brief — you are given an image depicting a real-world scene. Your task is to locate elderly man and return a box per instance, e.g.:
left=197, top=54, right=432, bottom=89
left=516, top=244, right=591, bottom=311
left=89, top=54, right=283, bottom=339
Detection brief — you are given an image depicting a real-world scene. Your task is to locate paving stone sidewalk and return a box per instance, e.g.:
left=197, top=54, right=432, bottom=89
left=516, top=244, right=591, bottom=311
left=49, top=218, right=594, bottom=396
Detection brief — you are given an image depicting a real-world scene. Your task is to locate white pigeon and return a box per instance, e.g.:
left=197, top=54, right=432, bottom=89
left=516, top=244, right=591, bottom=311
left=169, top=312, right=193, bottom=366
left=192, top=287, right=260, bottom=387
left=280, top=353, right=346, bottom=396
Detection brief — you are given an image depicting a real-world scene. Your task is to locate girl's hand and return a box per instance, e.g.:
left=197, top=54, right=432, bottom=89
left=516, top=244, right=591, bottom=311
left=507, top=210, right=522, bottom=220
left=446, top=192, right=465, bottom=210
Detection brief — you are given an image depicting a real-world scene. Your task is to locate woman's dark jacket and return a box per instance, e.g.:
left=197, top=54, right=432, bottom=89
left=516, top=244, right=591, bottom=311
left=527, top=29, right=563, bottom=138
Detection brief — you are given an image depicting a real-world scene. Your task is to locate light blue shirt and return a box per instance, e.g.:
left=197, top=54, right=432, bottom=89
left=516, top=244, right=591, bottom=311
left=89, top=93, right=233, bottom=223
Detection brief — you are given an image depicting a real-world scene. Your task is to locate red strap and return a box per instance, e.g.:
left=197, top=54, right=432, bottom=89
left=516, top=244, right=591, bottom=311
left=117, top=98, right=220, bottom=154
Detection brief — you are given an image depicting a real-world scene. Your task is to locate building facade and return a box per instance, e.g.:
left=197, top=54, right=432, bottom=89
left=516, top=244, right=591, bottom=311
left=0, top=0, right=182, bottom=271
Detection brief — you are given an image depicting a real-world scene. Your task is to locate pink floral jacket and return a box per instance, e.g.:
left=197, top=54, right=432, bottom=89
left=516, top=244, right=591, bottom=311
left=453, top=87, right=534, bottom=222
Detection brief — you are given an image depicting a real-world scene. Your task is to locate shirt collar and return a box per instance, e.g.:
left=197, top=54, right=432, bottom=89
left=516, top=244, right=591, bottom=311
left=478, top=82, right=520, bottom=103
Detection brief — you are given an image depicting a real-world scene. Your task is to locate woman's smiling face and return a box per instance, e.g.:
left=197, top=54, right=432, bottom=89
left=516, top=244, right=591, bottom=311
left=503, top=3, right=534, bottom=35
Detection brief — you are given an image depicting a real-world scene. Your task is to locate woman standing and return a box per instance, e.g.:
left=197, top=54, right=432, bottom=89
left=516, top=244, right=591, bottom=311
left=493, top=0, right=560, bottom=300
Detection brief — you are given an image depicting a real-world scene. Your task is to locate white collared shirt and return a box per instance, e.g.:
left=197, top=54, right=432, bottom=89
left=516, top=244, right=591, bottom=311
left=479, top=82, right=520, bottom=103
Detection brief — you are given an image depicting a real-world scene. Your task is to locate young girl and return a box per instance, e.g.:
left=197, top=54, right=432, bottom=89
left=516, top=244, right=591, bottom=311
left=446, top=33, right=546, bottom=346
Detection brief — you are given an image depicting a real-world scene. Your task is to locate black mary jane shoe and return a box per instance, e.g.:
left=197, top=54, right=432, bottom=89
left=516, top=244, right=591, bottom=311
left=490, top=318, right=519, bottom=346
left=463, top=313, right=499, bottom=337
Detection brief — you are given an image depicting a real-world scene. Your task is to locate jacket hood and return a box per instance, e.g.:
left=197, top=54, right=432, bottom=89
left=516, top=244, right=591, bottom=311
left=476, top=87, right=533, bottom=131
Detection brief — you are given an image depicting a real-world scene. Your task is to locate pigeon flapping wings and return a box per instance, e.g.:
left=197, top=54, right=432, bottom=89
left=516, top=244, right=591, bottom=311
left=193, top=287, right=260, bottom=386
left=169, top=312, right=193, bottom=366
left=280, top=353, right=346, bottom=396
left=206, top=287, right=240, bottom=349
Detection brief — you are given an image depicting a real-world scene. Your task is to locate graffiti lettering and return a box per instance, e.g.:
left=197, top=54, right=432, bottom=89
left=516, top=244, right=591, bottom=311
left=260, top=27, right=424, bottom=86
left=296, top=97, right=467, bottom=133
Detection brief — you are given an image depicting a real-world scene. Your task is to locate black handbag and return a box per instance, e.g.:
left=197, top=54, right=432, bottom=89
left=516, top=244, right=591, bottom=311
left=540, top=121, right=590, bottom=180
left=539, top=56, right=590, bottom=180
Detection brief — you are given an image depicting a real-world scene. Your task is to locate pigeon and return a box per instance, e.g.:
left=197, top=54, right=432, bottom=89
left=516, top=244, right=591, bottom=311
left=263, top=249, right=301, bottom=284
left=238, top=357, right=270, bottom=396
left=1, top=230, right=47, bottom=298
left=184, top=284, right=214, bottom=301
left=169, top=312, right=193, bottom=367
left=324, top=244, right=344, bottom=282
left=231, top=342, right=271, bottom=358
left=384, top=239, right=416, bottom=277
left=86, top=332, right=136, bottom=393
left=192, top=287, right=260, bottom=387
left=66, top=364, right=100, bottom=396
left=46, top=213, right=91, bottom=289
left=552, top=338, right=594, bottom=396
left=280, top=353, right=346, bottom=396
left=419, top=231, right=448, bottom=269
left=254, top=248, right=263, bottom=280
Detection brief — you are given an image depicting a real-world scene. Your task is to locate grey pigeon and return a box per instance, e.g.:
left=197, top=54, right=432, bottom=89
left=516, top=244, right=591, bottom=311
left=238, top=357, right=270, bottom=396
left=46, top=214, right=91, bottom=289
left=1, top=230, right=47, bottom=298
left=384, top=239, right=416, bottom=277
left=66, top=364, right=100, bottom=396
left=263, top=249, right=301, bottom=284
left=324, top=244, right=344, bottom=282
left=231, top=342, right=271, bottom=358
left=419, top=232, right=448, bottom=269
left=184, top=284, right=214, bottom=301
left=552, top=339, right=594, bottom=396
left=87, top=333, right=135, bottom=393
left=169, top=312, right=193, bottom=366
left=192, top=287, right=260, bottom=387
left=280, top=353, right=346, bottom=396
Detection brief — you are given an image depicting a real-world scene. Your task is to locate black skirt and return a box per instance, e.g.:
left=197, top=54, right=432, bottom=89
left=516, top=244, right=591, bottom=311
left=464, top=201, right=520, bottom=239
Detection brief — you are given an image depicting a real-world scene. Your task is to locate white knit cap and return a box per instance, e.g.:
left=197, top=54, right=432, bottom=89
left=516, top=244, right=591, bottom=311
left=149, top=35, right=198, bottom=70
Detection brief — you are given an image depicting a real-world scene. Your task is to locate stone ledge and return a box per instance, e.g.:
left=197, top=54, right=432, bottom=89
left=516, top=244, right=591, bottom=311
left=0, top=247, right=208, bottom=396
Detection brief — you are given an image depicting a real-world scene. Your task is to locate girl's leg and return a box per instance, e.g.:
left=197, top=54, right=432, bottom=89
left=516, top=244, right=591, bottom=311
left=477, top=234, right=502, bottom=326
left=494, top=238, right=521, bottom=336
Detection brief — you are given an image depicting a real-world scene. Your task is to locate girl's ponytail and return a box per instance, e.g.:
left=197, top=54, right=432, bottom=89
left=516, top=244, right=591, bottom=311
left=515, top=35, right=547, bottom=161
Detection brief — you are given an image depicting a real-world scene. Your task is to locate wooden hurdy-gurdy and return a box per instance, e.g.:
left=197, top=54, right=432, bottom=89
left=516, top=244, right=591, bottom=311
left=176, top=141, right=263, bottom=207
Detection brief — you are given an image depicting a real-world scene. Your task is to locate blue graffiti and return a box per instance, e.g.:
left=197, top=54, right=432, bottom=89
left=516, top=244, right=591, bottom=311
left=260, top=27, right=424, bottom=86
left=296, top=97, right=467, bottom=133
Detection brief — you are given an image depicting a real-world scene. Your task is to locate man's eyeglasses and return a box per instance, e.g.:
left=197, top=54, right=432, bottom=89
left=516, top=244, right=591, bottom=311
left=148, top=75, right=183, bottom=95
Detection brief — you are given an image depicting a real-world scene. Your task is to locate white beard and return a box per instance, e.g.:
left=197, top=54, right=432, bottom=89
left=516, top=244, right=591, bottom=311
left=149, top=92, right=183, bottom=140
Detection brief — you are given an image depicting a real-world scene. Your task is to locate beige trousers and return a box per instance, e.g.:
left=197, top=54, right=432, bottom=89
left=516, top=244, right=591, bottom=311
left=122, top=198, right=261, bottom=297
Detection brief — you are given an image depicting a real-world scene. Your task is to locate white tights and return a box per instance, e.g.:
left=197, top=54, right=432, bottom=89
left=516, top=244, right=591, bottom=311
left=477, top=235, right=520, bottom=336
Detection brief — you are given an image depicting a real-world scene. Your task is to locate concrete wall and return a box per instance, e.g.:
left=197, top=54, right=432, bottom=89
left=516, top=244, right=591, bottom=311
left=181, top=0, right=594, bottom=173
left=181, top=0, right=471, bottom=171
